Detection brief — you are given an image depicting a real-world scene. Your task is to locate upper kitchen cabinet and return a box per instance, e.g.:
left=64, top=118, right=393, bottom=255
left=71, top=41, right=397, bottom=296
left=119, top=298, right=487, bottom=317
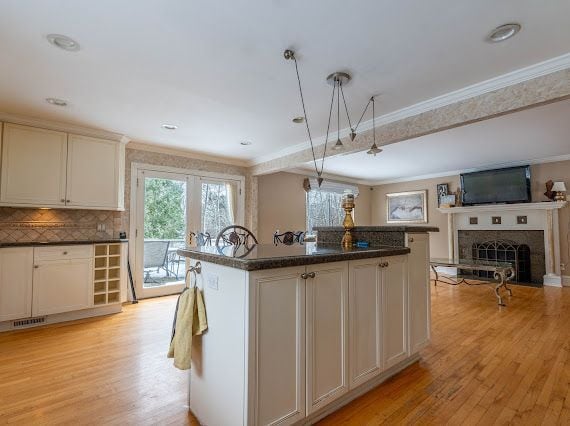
left=0, top=123, right=125, bottom=210
left=0, top=123, right=68, bottom=207
left=66, top=134, right=124, bottom=209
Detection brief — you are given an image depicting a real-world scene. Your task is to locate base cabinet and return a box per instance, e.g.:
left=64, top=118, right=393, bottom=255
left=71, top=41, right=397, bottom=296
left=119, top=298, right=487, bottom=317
left=407, top=233, right=431, bottom=354
left=305, top=262, right=349, bottom=414
left=0, top=247, right=33, bottom=321
left=32, top=257, right=93, bottom=316
left=382, top=255, right=409, bottom=369
left=252, top=267, right=306, bottom=426
left=348, top=259, right=382, bottom=388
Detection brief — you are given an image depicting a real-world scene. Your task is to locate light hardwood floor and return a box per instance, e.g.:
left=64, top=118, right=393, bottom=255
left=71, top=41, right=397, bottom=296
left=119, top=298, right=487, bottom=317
left=1, top=283, right=569, bottom=425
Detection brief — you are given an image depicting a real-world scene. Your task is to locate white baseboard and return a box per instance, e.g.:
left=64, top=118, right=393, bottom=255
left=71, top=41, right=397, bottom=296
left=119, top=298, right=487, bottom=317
left=562, top=275, right=570, bottom=287
left=543, top=274, right=563, bottom=287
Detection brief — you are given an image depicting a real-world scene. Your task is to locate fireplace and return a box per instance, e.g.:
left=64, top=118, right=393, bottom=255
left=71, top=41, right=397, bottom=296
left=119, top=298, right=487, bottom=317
left=471, top=240, right=531, bottom=283
left=458, top=230, right=545, bottom=286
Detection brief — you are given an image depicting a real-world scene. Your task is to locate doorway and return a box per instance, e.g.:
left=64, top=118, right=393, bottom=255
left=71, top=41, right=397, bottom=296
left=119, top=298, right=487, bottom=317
left=131, top=164, right=244, bottom=299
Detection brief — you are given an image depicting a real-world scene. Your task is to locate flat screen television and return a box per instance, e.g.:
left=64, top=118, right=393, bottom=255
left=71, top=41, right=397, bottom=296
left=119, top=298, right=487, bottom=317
left=460, top=166, right=531, bottom=205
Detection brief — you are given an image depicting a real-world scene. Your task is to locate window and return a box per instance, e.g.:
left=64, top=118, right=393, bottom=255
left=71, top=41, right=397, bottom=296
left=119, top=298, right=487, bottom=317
left=201, top=180, right=239, bottom=237
left=306, top=190, right=344, bottom=232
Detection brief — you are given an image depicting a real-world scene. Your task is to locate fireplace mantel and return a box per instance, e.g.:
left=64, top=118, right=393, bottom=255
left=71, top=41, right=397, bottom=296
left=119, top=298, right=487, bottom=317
left=438, top=201, right=567, bottom=214
left=438, top=201, right=568, bottom=286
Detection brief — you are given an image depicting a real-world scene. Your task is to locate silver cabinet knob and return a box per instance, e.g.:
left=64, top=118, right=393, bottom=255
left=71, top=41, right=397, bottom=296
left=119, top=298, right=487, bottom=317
left=63, top=251, right=68, bottom=255
left=60, top=199, right=65, bottom=203
left=66, top=200, right=71, bottom=203
left=308, top=272, right=316, bottom=279
left=34, top=265, right=39, bottom=269
left=301, top=273, right=308, bottom=280
left=409, top=237, right=414, bottom=243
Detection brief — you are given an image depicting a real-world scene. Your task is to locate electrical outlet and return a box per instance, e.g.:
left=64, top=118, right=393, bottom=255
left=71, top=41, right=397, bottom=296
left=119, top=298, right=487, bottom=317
left=207, top=273, right=219, bottom=290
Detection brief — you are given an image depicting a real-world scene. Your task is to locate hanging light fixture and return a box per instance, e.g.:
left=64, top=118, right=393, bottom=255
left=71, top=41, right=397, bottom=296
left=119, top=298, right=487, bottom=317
left=366, top=97, right=382, bottom=156
left=283, top=49, right=379, bottom=186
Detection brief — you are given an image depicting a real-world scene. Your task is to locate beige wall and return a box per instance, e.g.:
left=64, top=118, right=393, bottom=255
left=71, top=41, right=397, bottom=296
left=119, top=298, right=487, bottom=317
left=371, top=160, right=570, bottom=267
left=257, top=172, right=372, bottom=244
left=371, top=175, right=460, bottom=258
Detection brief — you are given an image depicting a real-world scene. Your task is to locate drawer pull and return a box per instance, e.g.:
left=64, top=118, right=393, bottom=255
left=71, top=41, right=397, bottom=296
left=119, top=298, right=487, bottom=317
left=63, top=251, right=68, bottom=255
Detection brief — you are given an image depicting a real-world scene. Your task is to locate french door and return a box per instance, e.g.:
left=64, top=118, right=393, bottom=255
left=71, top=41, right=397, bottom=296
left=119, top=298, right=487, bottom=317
left=133, top=166, right=243, bottom=299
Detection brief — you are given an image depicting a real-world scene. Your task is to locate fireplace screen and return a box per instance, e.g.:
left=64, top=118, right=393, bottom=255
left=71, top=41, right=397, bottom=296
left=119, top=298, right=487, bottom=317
left=471, top=240, right=531, bottom=283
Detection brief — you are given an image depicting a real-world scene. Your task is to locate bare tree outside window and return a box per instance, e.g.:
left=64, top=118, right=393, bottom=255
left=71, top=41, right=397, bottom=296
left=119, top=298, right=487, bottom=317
left=306, top=190, right=344, bottom=232
left=201, top=182, right=232, bottom=237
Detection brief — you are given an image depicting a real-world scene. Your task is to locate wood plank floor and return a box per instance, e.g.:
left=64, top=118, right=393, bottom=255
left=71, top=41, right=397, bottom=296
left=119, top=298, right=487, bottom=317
left=1, top=283, right=569, bottom=425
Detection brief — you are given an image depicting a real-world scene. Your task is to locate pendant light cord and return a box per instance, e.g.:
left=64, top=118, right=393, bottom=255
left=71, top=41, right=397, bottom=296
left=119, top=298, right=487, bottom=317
left=354, top=96, right=373, bottom=133
left=320, top=82, right=336, bottom=177
left=340, top=84, right=354, bottom=131
left=291, top=56, right=321, bottom=178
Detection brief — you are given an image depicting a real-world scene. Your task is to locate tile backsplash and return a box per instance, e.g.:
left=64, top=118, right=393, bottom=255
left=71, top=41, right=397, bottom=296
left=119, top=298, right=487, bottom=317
left=0, top=207, right=122, bottom=243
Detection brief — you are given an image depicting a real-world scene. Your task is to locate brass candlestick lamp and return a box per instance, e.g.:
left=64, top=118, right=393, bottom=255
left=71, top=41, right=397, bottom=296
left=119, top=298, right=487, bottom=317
left=341, top=191, right=355, bottom=248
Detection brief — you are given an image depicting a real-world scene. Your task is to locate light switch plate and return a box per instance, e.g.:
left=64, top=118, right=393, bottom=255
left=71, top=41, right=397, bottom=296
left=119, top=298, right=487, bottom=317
left=206, top=273, right=219, bottom=291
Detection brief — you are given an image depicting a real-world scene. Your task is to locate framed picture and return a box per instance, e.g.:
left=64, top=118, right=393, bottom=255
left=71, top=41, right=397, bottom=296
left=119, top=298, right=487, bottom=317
left=437, top=183, right=448, bottom=207
left=386, top=190, right=428, bottom=223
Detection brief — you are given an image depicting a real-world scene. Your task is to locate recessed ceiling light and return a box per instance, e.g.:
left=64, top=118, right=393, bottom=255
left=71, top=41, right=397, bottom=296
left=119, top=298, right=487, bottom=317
left=487, top=23, right=521, bottom=43
left=46, top=34, right=80, bottom=52
left=240, top=141, right=252, bottom=146
left=161, top=124, right=178, bottom=130
left=45, top=97, right=68, bottom=107
left=292, top=116, right=305, bottom=124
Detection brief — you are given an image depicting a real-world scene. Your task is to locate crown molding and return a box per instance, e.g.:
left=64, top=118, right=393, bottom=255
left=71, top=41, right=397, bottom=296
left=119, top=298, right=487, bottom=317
left=285, top=167, right=375, bottom=187
left=367, top=153, right=570, bottom=186
left=126, top=141, right=249, bottom=168
left=0, top=111, right=129, bottom=143
left=250, top=52, right=570, bottom=166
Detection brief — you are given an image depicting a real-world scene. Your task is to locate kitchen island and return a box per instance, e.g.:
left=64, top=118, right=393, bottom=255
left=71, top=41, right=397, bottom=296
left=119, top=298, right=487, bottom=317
left=178, top=228, right=435, bottom=425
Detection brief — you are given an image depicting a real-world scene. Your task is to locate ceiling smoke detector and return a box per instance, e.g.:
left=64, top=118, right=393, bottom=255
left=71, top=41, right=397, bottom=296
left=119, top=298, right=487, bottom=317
left=487, top=23, right=521, bottom=43
left=161, top=124, right=178, bottom=130
left=46, top=34, right=80, bottom=52
left=45, top=97, right=68, bottom=107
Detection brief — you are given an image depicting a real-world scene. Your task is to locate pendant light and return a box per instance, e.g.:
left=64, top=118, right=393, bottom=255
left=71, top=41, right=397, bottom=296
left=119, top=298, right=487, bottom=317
left=366, top=97, right=382, bottom=156
left=284, top=49, right=380, bottom=186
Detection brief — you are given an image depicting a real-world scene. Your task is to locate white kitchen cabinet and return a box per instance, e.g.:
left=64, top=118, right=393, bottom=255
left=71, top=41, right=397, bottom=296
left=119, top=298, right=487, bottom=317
left=32, top=246, right=93, bottom=316
left=0, top=123, right=125, bottom=210
left=251, top=266, right=306, bottom=426
left=66, top=134, right=124, bottom=209
left=0, top=247, right=34, bottom=321
left=348, top=258, right=382, bottom=388
left=406, top=233, right=431, bottom=354
left=305, top=261, right=349, bottom=414
left=382, top=255, right=409, bottom=369
left=0, top=123, right=67, bottom=207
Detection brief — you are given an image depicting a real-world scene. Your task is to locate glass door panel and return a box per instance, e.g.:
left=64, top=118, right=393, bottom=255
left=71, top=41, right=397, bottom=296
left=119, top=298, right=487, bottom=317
left=200, top=179, right=240, bottom=242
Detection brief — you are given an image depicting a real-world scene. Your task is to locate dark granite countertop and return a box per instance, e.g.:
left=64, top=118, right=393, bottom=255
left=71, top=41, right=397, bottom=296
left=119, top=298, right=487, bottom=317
left=0, top=239, right=128, bottom=248
left=177, top=243, right=410, bottom=271
left=314, top=226, right=439, bottom=232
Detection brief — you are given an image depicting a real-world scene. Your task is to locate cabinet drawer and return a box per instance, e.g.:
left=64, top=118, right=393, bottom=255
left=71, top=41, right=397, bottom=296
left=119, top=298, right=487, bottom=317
left=35, top=245, right=94, bottom=261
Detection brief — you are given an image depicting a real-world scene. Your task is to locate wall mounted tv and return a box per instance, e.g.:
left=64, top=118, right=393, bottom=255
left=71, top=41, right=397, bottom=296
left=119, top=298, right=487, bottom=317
left=460, top=165, right=531, bottom=206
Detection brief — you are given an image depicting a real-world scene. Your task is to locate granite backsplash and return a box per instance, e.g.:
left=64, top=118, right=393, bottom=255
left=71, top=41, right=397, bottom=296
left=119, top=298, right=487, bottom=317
left=0, top=207, right=122, bottom=243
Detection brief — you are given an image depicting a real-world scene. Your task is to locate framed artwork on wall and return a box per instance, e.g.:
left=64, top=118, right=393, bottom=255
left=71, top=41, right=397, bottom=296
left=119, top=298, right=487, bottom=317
left=386, top=190, right=428, bottom=223
left=437, top=183, right=448, bottom=207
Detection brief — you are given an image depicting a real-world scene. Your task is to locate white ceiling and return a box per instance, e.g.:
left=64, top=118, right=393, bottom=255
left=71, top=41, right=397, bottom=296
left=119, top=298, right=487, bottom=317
left=303, top=99, right=570, bottom=184
left=1, top=1, right=570, bottom=161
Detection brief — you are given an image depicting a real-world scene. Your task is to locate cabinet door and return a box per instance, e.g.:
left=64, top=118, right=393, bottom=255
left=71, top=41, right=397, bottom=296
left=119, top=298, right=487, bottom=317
left=1, top=123, right=67, bottom=206
left=348, top=259, right=382, bottom=388
left=306, top=261, right=348, bottom=414
left=66, top=134, right=123, bottom=209
left=251, top=266, right=306, bottom=426
left=382, top=255, right=409, bottom=370
left=32, top=258, right=93, bottom=316
left=0, top=247, right=33, bottom=321
left=407, top=233, right=431, bottom=354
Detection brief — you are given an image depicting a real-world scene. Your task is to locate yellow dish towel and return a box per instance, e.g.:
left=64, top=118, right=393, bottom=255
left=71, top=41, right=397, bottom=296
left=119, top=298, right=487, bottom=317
left=167, top=286, right=208, bottom=370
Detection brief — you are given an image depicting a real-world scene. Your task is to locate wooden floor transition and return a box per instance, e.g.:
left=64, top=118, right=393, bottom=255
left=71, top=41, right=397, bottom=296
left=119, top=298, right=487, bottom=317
left=1, top=283, right=569, bottom=425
